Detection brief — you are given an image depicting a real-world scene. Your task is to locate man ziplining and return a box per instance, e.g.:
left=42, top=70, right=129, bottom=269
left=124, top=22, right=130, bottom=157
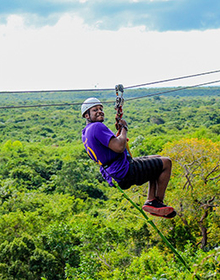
left=81, top=96, right=176, bottom=219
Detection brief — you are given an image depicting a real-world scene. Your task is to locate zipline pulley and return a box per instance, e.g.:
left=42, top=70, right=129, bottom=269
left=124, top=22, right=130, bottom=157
left=115, top=84, right=124, bottom=131
left=115, top=84, right=124, bottom=107
left=114, top=84, right=132, bottom=157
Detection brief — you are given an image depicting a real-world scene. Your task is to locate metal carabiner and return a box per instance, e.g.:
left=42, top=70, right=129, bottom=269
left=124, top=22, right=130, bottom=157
left=115, top=84, right=124, bottom=110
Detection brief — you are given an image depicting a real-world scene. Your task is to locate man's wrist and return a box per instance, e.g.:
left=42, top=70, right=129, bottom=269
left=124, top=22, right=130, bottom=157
left=121, top=124, right=128, bottom=131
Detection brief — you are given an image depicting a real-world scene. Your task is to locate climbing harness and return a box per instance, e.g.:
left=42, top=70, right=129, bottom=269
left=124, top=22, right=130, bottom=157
left=114, top=84, right=132, bottom=157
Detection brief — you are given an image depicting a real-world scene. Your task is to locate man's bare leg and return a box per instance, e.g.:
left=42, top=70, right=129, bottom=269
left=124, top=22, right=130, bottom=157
left=156, top=157, right=172, bottom=201
left=145, top=156, right=171, bottom=201
left=147, top=180, right=157, bottom=201
left=142, top=156, right=174, bottom=216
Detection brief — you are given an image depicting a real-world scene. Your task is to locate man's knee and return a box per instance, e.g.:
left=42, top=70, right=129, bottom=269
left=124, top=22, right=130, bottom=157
left=161, top=157, right=172, bottom=170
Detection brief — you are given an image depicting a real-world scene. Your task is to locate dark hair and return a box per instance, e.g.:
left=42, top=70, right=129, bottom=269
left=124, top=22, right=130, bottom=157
left=84, top=109, right=90, bottom=118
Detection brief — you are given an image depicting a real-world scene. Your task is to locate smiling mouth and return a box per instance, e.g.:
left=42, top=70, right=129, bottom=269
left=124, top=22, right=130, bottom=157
left=96, top=114, right=104, bottom=120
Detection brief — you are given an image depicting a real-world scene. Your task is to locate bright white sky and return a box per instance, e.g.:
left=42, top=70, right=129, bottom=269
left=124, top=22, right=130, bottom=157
left=0, top=0, right=220, bottom=91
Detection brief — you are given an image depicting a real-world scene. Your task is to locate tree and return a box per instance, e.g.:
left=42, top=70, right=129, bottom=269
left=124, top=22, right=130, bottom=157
left=162, top=138, right=220, bottom=249
left=0, top=235, right=59, bottom=280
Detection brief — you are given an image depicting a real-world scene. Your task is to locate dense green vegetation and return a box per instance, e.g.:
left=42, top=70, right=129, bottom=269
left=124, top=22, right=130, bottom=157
left=0, top=88, right=219, bottom=279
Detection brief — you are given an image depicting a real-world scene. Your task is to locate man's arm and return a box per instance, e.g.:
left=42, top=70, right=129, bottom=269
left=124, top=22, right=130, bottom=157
left=108, top=120, right=128, bottom=153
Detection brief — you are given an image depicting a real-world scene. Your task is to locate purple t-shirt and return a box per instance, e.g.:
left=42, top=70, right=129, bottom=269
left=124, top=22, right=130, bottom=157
left=82, top=122, right=129, bottom=185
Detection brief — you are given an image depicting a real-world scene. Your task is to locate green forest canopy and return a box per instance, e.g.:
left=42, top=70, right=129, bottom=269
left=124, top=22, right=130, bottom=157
left=0, top=87, right=219, bottom=279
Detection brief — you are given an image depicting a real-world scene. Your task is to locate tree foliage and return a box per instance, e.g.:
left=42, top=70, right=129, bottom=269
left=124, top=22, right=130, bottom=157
left=0, top=90, right=220, bottom=279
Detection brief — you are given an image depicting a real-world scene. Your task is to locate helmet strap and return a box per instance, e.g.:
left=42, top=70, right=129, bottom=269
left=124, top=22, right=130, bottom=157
left=85, top=109, right=93, bottom=123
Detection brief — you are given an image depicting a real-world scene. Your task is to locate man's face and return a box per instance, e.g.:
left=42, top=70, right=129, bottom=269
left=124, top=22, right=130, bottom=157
left=86, top=105, right=104, bottom=122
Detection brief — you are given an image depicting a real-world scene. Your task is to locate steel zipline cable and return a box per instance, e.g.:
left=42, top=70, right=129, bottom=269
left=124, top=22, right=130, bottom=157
left=124, top=69, right=220, bottom=90
left=125, top=78, right=220, bottom=102
left=0, top=68, right=220, bottom=95
left=0, top=78, right=220, bottom=110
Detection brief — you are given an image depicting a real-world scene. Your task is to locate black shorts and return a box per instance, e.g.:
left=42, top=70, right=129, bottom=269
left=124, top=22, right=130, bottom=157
left=119, top=156, right=163, bottom=190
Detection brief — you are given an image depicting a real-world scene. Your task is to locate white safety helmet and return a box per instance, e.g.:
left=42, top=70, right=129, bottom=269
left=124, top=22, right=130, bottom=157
left=81, top=97, right=103, bottom=117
